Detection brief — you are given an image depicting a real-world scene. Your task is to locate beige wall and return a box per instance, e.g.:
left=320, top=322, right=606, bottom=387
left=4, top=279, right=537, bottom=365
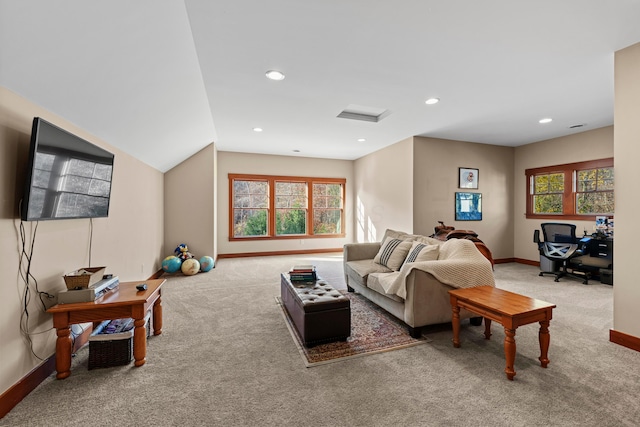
left=216, top=152, right=353, bottom=254
left=513, top=126, right=614, bottom=262
left=213, top=146, right=218, bottom=258
left=0, top=87, right=164, bottom=396
left=164, top=143, right=216, bottom=260
left=413, top=137, right=514, bottom=260
left=614, top=42, right=640, bottom=338
left=351, top=136, right=514, bottom=257
left=352, top=138, right=414, bottom=242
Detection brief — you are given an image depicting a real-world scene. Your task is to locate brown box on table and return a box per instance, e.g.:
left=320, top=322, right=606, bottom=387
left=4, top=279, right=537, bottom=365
left=63, top=267, right=106, bottom=289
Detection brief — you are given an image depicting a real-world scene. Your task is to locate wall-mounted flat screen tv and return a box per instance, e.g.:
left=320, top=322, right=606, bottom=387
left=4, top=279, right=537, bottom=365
left=21, top=117, right=115, bottom=221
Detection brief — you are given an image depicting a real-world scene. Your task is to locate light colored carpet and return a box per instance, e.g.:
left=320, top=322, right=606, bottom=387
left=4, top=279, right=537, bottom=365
left=3, top=254, right=640, bottom=427
left=276, top=292, right=429, bottom=367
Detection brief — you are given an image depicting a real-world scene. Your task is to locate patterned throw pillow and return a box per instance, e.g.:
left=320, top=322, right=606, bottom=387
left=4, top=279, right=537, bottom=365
left=374, top=237, right=413, bottom=271
left=402, top=241, right=439, bottom=268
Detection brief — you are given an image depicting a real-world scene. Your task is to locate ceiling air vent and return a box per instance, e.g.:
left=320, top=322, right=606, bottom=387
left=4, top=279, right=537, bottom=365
left=337, top=104, right=389, bottom=123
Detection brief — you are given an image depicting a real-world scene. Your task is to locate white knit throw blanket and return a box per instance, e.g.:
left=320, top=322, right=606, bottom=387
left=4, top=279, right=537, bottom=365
left=385, top=238, right=495, bottom=299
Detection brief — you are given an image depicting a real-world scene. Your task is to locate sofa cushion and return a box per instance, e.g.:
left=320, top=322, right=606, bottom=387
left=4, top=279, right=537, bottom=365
left=345, top=259, right=393, bottom=287
left=374, top=237, right=413, bottom=271
left=382, top=229, right=412, bottom=241
left=383, top=228, right=424, bottom=243
left=414, top=235, right=444, bottom=246
left=367, top=272, right=404, bottom=302
left=402, top=241, right=439, bottom=268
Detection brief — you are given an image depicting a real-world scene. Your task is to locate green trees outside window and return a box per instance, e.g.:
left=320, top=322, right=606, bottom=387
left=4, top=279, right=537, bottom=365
left=526, top=158, right=614, bottom=220
left=232, top=180, right=268, bottom=237
left=576, top=167, right=614, bottom=214
left=313, top=183, right=343, bottom=234
left=275, top=182, right=307, bottom=235
left=533, top=173, right=564, bottom=214
left=230, top=174, right=345, bottom=240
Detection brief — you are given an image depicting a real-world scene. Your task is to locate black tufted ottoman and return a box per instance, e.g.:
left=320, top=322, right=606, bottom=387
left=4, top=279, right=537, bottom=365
left=280, top=273, right=351, bottom=347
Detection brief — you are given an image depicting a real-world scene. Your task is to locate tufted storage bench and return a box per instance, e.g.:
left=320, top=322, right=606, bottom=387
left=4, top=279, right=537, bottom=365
left=280, top=273, right=351, bottom=347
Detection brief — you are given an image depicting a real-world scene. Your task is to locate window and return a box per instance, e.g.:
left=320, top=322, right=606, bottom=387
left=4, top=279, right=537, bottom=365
left=229, top=174, right=345, bottom=240
left=313, top=182, right=343, bottom=234
left=232, top=179, right=268, bottom=237
left=532, top=172, right=564, bottom=214
left=526, top=158, right=614, bottom=219
left=576, top=167, right=614, bottom=214
left=275, top=181, right=307, bottom=235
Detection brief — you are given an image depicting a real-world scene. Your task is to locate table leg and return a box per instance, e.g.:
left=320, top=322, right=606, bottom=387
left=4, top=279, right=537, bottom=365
left=153, top=296, right=163, bottom=335
left=55, top=327, right=72, bottom=379
left=538, top=319, right=551, bottom=368
left=451, top=302, right=461, bottom=348
left=504, top=327, right=517, bottom=380
left=484, top=318, right=492, bottom=340
left=133, top=317, right=147, bottom=367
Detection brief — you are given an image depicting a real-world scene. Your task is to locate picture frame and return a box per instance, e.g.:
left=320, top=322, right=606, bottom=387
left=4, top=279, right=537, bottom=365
left=459, top=167, right=479, bottom=189
left=455, top=192, right=482, bottom=221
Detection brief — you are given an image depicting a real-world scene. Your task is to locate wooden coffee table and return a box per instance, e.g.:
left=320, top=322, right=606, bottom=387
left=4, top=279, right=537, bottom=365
left=47, top=279, right=165, bottom=379
left=449, top=286, right=556, bottom=380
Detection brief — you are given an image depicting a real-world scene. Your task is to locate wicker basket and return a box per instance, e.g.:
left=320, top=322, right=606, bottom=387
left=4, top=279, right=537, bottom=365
left=88, top=330, right=133, bottom=370
left=63, top=266, right=106, bottom=289
left=88, top=314, right=151, bottom=370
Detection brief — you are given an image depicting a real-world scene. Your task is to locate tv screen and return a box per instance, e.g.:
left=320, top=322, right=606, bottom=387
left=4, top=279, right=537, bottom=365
left=21, top=117, right=115, bottom=221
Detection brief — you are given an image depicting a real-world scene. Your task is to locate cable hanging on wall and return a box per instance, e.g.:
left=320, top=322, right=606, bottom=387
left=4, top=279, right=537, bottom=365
left=18, top=199, right=55, bottom=361
left=89, top=217, right=94, bottom=267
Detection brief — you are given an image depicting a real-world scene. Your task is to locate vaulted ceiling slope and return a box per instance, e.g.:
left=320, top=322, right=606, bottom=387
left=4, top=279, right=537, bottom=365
left=2, top=1, right=640, bottom=172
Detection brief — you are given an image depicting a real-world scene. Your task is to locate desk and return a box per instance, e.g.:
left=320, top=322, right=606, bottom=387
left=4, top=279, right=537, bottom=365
left=449, top=286, right=555, bottom=380
left=571, top=236, right=613, bottom=283
left=47, top=279, right=165, bottom=379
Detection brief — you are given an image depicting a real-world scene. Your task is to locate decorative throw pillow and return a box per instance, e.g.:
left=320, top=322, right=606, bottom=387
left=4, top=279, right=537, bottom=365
left=374, top=237, right=413, bottom=271
left=402, top=241, right=439, bottom=267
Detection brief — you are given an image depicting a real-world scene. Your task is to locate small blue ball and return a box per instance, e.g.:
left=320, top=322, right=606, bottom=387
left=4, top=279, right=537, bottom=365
left=199, top=256, right=214, bottom=272
left=162, top=256, right=182, bottom=274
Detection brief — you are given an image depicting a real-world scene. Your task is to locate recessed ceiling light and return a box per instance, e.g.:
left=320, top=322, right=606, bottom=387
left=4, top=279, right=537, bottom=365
left=253, top=127, right=263, bottom=132
left=265, top=70, right=285, bottom=81
left=357, top=138, right=366, bottom=142
left=425, top=98, right=440, bottom=105
left=292, top=149, right=300, bottom=153
left=539, top=118, right=553, bottom=124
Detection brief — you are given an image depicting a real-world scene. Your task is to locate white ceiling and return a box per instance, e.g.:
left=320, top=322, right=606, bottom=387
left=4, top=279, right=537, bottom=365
left=2, top=1, right=640, bottom=172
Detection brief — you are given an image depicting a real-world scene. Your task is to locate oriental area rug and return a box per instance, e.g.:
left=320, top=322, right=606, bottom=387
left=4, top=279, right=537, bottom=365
left=276, top=292, right=431, bottom=367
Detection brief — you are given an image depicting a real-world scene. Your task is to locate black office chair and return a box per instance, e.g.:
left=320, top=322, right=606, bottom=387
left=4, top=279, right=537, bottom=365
left=534, top=223, right=589, bottom=284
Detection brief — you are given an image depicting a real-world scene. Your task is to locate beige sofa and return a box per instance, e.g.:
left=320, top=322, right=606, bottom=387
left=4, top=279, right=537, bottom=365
left=343, top=229, right=495, bottom=337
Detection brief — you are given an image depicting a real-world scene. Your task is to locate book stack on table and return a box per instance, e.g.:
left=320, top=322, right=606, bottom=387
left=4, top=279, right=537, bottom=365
left=288, top=265, right=317, bottom=282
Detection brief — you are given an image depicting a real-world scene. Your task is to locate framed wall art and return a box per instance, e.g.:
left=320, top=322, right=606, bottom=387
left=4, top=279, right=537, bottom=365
left=455, top=192, right=482, bottom=221
left=459, top=167, right=478, bottom=189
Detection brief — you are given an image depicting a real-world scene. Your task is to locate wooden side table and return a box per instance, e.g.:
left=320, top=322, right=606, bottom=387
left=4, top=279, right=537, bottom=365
left=449, top=286, right=556, bottom=380
left=47, top=279, right=165, bottom=379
